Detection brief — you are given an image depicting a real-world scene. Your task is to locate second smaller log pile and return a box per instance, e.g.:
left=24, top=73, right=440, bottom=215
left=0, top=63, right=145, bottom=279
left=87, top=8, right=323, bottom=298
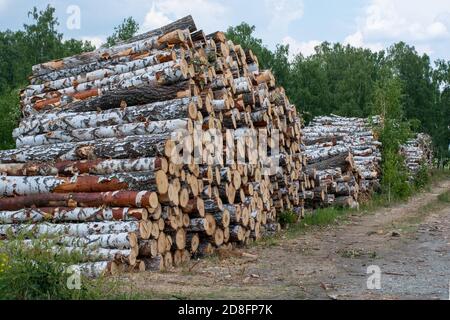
left=302, top=115, right=382, bottom=208
left=400, top=133, right=434, bottom=180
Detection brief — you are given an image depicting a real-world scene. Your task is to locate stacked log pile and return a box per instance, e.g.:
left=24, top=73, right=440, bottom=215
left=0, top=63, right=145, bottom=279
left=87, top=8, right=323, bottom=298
left=401, top=133, right=434, bottom=179
left=302, top=115, right=382, bottom=208
left=0, top=16, right=305, bottom=277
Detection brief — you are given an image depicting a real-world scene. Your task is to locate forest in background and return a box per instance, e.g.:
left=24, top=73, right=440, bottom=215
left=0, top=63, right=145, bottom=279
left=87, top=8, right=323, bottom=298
left=0, top=5, right=448, bottom=165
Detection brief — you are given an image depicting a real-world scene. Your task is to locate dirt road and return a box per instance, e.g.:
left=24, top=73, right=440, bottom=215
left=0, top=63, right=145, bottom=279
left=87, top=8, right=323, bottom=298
left=124, top=179, right=450, bottom=300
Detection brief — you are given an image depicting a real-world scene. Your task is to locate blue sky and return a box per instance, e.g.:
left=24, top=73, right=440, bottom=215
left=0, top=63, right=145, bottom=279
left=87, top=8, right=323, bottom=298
left=0, top=0, right=449, bottom=62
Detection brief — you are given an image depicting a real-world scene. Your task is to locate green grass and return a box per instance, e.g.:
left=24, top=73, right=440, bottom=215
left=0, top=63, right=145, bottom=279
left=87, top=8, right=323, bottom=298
left=0, top=239, right=146, bottom=300
left=301, top=207, right=348, bottom=227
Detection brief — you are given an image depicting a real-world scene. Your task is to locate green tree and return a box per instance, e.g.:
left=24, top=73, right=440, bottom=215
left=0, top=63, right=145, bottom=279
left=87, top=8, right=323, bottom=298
left=106, top=17, right=139, bottom=47
left=372, top=76, right=413, bottom=200
left=0, top=5, right=94, bottom=94
left=432, top=60, right=450, bottom=162
left=386, top=43, right=442, bottom=153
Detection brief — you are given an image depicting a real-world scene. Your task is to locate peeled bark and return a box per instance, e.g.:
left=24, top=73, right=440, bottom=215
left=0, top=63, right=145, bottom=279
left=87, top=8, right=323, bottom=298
left=0, top=171, right=169, bottom=196
left=0, top=191, right=159, bottom=211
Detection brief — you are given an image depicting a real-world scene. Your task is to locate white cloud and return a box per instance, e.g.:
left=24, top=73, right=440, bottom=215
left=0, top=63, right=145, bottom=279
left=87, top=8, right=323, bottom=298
left=81, top=36, right=106, bottom=49
left=345, top=0, right=450, bottom=53
left=140, top=0, right=229, bottom=34
left=282, top=36, right=320, bottom=59
left=264, top=0, right=304, bottom=35
left=343, top=31, right=383, bottom=52
left=141, top=3, right=172, bottom=32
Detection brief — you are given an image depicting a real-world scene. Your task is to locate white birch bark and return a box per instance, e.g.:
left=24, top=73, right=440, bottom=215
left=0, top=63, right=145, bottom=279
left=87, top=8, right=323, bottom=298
left=0, top=221, right=140, bottom=238
left=15, top=97, right=198, bottom=137
left=16, top=119, right=190, bottom=147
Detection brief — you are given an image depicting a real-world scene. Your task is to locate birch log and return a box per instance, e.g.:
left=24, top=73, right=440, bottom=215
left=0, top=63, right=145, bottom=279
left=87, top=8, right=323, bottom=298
left=0, top=221, right=142, bottom=238
left=0, top=191, right=159, bottom=211
left=0, top=207, right=147, bottom=224
left=16, top=119, right=193, bottom=147
left=0, top=157, right=167, bottom=176
left=0, top=171, right=169, bottom=196
left=31, top=29, right=186, bottom=76
left=24, top=60, right=186, bottom=104
left=57, top=232, right=138, bottom=250
left=15, top=97, right=199, bottom=137
left=0, top=134, right=181, bottom=163
left=55, top=246, right=138, bottom=265
left=26, top=80, right=195, bottom=115
left=30, top=50, right=178, bottom=84
left=71, top=261, right=119, bottom=278
left=25, top=52, right=177, bottom=95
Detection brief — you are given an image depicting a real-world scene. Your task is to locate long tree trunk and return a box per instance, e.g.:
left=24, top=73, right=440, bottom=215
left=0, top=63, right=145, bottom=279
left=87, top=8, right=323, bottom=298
left=0, top=190, right=159, bottom=211
left=0, top=221, right=143, bottom=238
left=16, top=119, right=192, bottom=147
left=30, top=50, right=178, bottom=84
left=57, top=232, right=138, bottom=250
left=55, top=246, right=138, bottom=265
left=0, top=171, right=168, bottom=196
left=15, top=96, right=199, bottom=137
left=0, top=157, right=167, bottom=176
left=31, top=30, right=186, bottom=77
left=24, top=60, right=186, bottom=106
left=25, top=80, right=195, bottom=115
left=0, top=207, right=148, bottom=223
left=0, top=134, right=178, bottom=163
left=25, top=52, right=177, bottom=96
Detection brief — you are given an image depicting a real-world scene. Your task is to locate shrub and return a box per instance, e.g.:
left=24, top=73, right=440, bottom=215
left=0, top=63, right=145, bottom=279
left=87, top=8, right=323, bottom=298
left=278, top=210, right=298, bottom=226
